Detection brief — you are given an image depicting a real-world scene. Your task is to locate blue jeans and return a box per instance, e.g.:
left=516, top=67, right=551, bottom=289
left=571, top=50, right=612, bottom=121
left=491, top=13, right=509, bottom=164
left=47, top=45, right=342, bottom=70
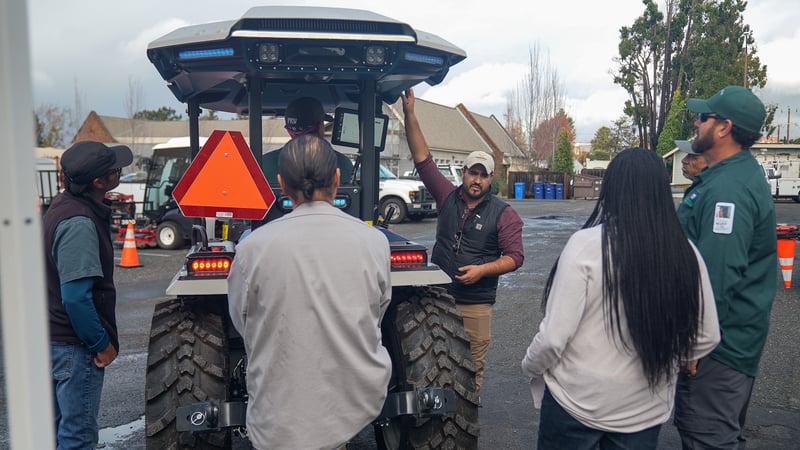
left=537, top=388, right=661, bottom=450
left=51, top=342, right=105, bottom=450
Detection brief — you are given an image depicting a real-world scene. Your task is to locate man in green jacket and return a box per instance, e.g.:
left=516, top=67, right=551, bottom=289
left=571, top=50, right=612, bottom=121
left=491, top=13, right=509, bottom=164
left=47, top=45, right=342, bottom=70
left=674, top=86, right=777, bottom=450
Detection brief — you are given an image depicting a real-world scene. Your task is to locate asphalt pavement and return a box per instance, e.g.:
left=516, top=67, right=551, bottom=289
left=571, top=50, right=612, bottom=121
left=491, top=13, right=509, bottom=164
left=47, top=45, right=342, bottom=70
left=1, top=199, right=798, bottom=449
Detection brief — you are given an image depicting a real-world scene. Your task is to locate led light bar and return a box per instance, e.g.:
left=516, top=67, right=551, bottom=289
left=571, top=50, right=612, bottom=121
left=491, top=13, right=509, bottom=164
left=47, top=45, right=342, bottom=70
left=187, top=255, right=233, bottom=278
left=402, top=51, right=444, bottom=66
left=391, top=251, right=427, bottom=269
left=178, top=48, right=235, bottom=60
left=280, top=195, right=350, bottom=211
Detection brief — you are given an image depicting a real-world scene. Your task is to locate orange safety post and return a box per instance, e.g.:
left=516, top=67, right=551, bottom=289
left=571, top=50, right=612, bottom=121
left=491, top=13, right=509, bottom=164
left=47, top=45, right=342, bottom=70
left=118, top=221, right=142, bottom=268
left=776, top=225, right=799, bottom=289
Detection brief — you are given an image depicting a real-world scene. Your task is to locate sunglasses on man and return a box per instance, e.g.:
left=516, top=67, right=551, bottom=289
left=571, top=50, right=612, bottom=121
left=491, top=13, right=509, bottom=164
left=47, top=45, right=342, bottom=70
left=698, top=112, right=727, bottom=123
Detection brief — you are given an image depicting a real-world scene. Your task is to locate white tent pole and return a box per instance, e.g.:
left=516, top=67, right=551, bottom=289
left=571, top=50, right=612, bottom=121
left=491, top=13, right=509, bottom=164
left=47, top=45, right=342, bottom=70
left=0, top=0, right=56, bottom=448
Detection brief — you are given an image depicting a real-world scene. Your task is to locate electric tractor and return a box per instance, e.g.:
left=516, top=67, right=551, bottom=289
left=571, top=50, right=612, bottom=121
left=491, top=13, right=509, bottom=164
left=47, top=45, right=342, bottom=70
left=144, top=6, right=479, bottom=449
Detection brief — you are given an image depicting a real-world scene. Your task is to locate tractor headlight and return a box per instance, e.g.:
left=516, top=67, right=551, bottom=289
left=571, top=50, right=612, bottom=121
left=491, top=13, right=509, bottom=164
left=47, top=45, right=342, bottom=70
left=257, top=43, right=280, bottom=63
left=365, top=46, right=386, bottom=66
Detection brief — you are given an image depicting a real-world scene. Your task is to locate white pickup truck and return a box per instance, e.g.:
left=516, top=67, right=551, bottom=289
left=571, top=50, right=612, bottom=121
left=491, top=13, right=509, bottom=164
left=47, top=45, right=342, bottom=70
left=377, top=164, right=437, bottom=223
left=403, top=163, right=462, bottom=186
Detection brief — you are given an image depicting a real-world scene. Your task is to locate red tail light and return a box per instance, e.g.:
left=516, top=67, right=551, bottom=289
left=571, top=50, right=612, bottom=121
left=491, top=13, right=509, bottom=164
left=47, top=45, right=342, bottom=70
left=391, top=251, right=426, bottom=269
left=187, top=255, right=233, bottom=278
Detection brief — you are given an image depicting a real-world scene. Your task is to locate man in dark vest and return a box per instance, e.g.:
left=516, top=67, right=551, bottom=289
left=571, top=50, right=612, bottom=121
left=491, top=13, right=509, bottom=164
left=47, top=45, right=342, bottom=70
left=43, top=140, right=132, bottom=449
left=401, top=88, right=524, bottom=395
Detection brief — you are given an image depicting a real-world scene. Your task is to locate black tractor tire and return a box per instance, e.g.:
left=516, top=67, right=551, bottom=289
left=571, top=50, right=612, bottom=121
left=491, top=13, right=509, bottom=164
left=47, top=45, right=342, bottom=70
left=156, top=221, right=183, bottom=250
left=380, top=197, right=407, bottom=224
left=145, top=298, right=230, bottom=449
left=378, top=286, right=480, bottom=449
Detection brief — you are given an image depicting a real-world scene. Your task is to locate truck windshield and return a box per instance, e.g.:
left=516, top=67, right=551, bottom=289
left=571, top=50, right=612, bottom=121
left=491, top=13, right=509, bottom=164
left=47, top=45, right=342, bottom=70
left=379, top=165, right=397, bottom=180
left=144, top=148, right=191, bottom=215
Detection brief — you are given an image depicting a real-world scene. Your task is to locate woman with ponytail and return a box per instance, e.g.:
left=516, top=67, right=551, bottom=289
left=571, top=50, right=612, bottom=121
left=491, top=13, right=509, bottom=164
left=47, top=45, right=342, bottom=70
left=228, top=134, right=393, bottom=449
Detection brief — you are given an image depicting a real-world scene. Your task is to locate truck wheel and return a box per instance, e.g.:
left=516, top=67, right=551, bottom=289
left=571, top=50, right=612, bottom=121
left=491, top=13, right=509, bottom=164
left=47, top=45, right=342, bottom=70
left=793, top=192, right=800, bottom=203
left=156, top=221, right=183, bottom=250
left=145, top=299, right=230, bottom=449
left=380, top=197, right=407, bottom=224
left=378, top=286, right=480, bottom=449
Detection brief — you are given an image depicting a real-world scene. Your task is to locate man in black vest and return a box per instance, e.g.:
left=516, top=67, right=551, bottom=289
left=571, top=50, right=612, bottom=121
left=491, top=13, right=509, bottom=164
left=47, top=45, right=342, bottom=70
left=43, top=140, right=132, bottom=449
left=401, top=88, right=524, bottom=395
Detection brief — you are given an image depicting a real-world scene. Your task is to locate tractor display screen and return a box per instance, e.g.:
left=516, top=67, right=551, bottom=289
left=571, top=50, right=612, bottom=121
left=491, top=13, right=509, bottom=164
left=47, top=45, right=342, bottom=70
left=331, top=107, right=389, bottom=151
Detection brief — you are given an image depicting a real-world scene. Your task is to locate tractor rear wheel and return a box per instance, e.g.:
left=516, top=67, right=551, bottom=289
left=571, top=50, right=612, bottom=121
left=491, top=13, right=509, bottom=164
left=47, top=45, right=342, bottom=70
left=145, top=298, right=230, bottom=449
left=377, top=286, right=480, bottom=449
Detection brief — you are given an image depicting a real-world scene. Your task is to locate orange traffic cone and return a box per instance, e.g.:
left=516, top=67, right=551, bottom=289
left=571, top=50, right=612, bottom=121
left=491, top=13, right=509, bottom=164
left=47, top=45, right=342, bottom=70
left=776, top=225, right=798, bottom=289
left=777, top=238, right=795, bottom=289
left=118, top=221, right=142, bottom=268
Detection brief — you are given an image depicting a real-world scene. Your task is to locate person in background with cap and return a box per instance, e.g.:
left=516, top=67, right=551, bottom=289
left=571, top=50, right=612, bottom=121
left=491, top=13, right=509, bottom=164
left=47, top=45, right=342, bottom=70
left=674, top=86, right=777, bottom=449
left=401, top=88, right=524, bottom=396
left=42, top=140, right=133, bottom=449
left=675, top=139, right=708, bottom=180
left=252, top=96, right=354, bottom=227
left=261, top=96, right=353, bottom=185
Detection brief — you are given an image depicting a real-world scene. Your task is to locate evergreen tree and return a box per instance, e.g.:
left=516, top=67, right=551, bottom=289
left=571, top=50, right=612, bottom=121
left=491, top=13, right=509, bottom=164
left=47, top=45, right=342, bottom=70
left=614, top=0, right=766, bottom=150
left=591, top=126, right=614, bottom=155
left=133, top=106, right=182, bottom=121
left=656, top=88, right=688, bottom=155
left=553, top=128, right=574, bottom=174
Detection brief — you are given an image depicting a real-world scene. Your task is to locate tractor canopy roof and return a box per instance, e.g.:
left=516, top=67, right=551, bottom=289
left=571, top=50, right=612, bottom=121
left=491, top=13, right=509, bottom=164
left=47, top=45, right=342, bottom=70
left=147, top=6, right=466, bottom=115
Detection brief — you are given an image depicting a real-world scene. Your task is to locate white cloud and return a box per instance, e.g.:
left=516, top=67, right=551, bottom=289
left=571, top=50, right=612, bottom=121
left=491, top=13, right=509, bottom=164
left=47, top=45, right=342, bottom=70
left=122, top=19, right=191, bottom=63
left=419, top=63, right=528, bottom=117
left=25, top=0, right=800, bottom=141
left=567, top=88, right=631, bottom=142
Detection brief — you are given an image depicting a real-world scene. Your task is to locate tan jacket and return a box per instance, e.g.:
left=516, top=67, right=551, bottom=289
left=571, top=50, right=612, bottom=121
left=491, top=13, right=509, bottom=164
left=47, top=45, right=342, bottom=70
left=229, top=201, right=392, bottom=449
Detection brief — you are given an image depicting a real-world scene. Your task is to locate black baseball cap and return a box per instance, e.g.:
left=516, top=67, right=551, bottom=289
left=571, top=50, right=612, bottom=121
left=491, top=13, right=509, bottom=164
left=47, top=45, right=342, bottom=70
left=284, top=97, right=334, bottom=133
left=62, top=141, right=133, bottom=185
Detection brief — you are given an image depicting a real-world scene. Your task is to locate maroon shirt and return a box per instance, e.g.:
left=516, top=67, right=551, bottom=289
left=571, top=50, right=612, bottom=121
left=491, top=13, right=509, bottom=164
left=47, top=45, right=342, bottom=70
left=415, top=155, right=524, bottom=269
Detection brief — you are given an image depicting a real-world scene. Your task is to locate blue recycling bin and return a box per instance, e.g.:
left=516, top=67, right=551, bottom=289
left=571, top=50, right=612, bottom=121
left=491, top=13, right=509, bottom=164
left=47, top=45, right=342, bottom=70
left=555, top=183, right=564, bottom=200
left=544, top=183, right=555, bottom=199
left=514, top=182, right=525, bottom=199
left=533, top=182, right=544, bottom=199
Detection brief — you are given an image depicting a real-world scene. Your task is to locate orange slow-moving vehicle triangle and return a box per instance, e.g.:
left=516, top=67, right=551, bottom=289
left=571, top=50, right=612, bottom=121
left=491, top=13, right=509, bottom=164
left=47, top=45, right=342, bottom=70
left=172, top=130, right=274, bottom=220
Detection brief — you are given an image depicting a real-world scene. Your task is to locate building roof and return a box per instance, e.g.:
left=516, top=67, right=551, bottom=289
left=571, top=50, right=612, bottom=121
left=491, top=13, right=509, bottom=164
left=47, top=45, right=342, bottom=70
left=385, top=97, right=523, bottom=162
left=76, top=111, right=288, bottom=147
left=74, top=97, right=524, bottom=168
left=468, top=111, right=526, bottom=159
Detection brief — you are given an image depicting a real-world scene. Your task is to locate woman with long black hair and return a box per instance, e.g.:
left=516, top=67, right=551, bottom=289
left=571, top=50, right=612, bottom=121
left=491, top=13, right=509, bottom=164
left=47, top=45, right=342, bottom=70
left=521, top=148, right=720, bottom=449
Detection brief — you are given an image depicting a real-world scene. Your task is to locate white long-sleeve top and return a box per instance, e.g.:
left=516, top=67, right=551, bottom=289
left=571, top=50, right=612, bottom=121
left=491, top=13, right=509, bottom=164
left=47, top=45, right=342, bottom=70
left=228, top=201, right=392, bottom=449
left=521, top=225, right=720, bottom=433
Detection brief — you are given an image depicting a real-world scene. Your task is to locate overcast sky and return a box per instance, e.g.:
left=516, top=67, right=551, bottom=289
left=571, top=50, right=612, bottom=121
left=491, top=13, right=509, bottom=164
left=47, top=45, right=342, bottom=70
left=27, top=0, right=800, bottom=142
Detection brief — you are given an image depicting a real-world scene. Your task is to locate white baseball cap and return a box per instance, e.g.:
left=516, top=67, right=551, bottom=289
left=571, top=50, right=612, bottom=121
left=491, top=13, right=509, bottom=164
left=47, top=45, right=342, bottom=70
left=464, top=151, right=495, bottom=174
left=674, top=139, right=700, bottom=155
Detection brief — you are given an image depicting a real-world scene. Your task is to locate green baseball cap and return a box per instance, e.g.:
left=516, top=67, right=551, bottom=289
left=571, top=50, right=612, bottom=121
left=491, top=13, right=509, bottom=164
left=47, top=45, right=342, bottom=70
left=686, top=85, right=765, bottom=134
